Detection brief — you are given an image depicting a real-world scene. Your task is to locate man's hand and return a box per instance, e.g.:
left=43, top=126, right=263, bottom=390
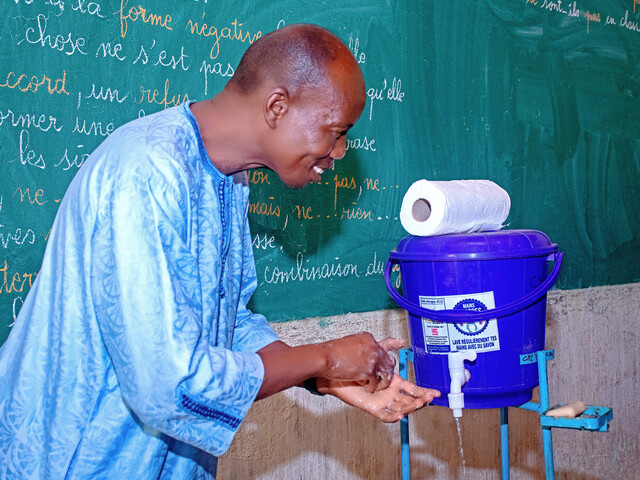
left=256, top=333, right=398, bottom=399
left=321, top=332, right=398, bottom=392
left=315, top=337, right=440, bottom=422
left=316, top=374, right=440, bottom=423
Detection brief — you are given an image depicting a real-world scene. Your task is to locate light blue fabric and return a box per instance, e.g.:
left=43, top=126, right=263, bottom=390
left=0, top=102, right=280, bottom=479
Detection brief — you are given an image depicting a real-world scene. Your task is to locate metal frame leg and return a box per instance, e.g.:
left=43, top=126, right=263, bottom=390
left=401, top=414, right=410, bottom=480
left=398, top=348, right=609, bottom=480
left=536, top=350, right=555, bottom=480
left=399, top=349, right=412, bottom=480
left=500, top=407, right=510, bottom=479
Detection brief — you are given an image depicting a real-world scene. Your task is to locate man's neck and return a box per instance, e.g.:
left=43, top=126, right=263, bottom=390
left=190, top=91, right=267, bottom=175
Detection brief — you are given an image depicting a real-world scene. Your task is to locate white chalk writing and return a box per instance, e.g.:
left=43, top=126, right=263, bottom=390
left=0, top=225, right=36, bottom=249
left=0, top=108, right=63, bottom=133
left=20, top=14, right=88, bottom=56
left=263, top=252, right=360, bottom=284
left=85, top=84, right=129, bottom=103
left=366, top=77, right=404, bottom=121
left=200, top=61, right=235, bottom=95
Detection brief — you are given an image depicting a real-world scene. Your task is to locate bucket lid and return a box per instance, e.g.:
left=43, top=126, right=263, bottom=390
left=390, top=229, right=558, bottom=261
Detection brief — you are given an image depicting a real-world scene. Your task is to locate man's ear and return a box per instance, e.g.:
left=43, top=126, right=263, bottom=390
left=264, top=87, right=289, bottom=129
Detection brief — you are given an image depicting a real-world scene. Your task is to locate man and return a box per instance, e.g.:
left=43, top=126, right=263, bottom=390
left=0, top=24, right=438, bottom=479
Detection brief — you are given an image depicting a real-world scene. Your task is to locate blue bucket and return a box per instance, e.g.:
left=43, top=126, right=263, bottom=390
left=384, top=230, right=562, bottom=409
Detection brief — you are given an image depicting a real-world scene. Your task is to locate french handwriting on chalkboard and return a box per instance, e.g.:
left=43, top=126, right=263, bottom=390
left=262, top=251, right=385, bottom=285
left=20, top=14, right=89, bottom=56
left=3, top=0, right=639, bottom=334
left=2, top=0, right=409, bottom=327
left=526, top=0, right=640, bottom=34
left=366, top=78, right=405, bottom=121
left=0, top=109, right=63, bottom=133
left=0, top=71, right=69, bottom=96
left=183, top=16, right=262, bottom=59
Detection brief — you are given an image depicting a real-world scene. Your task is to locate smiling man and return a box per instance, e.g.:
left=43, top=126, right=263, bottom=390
left=190, top=24, right=366, bottom=189
left=0, top=24, right=438, bottom=480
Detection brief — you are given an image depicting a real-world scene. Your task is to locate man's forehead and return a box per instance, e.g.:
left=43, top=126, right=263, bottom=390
left=291, top=65, right=365, bottom=124
left=309, top=90, right=363, bottom=126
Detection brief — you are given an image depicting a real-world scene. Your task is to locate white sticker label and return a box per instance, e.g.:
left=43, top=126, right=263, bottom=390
left=419, top=291, right=501, bottom=355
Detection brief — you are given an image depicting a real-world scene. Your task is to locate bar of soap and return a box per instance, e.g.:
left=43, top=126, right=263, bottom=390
left=546, top=401, right=586, bottom=419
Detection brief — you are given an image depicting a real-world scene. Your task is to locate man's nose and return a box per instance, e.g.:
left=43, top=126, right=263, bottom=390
left=330, top=136, right=347, bottom=160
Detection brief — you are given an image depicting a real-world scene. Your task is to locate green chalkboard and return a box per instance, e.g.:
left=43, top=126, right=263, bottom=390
left=2, top=0, right=640, bottom=346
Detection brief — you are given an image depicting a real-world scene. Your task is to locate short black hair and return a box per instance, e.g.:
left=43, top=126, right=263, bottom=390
left=228, top=24, right=349, bottom=97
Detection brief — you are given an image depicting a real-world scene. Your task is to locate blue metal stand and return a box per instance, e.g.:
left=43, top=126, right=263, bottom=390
left=399, top=348, right=413, bottom=480
left=399, top=348, right=613, bottom=480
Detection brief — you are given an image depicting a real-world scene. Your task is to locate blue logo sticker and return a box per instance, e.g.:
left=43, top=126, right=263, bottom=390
left=453, top=298, right=489, bottom=336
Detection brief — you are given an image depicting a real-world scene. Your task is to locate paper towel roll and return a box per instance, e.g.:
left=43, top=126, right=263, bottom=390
left=399, top=179, right=510, bottom=236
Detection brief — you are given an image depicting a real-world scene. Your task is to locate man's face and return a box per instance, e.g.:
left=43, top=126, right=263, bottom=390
left=269, top=75, right=366, bottom=189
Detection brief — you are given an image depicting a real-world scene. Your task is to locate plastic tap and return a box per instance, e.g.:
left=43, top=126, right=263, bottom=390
left=447, top=350, right=477, bottom=418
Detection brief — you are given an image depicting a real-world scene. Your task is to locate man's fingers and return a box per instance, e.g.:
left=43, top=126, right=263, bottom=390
left=369, top=400, right=423, bottom=423
left=374, top=370, right=394, bottom=392
left=385, top=395, right=417, bottom=412
left=377, top=410, right=405, bottom=423
left=378, top=337, right=405, bottom=351
left=362, top=377, right=378, bottom=394
left=399, top=379, right=441, bottom=400
left=380, top=347, right=397, bottom=373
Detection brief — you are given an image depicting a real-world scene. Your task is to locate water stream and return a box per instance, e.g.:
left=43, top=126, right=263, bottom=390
left=454, top=417, right=466, bottom=476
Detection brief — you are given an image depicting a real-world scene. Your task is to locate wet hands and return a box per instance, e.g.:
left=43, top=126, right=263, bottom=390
left=316, top=336, right=440, bottom=422
left=321, top=332, right=397, bottom=393
left=317, top=374, right=440, bottom=423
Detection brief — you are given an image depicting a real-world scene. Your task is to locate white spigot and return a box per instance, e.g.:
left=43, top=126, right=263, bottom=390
left=447, top=350, right=477, bottom=418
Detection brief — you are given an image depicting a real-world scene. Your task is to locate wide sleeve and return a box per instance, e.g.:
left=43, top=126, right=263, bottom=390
left=231, top=211, right=280, bottom=353
left=90, top=166, right=263, bottom=456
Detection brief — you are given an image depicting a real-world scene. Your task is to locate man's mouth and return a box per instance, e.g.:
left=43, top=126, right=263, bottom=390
left=312, top=160, right=334, bottom=176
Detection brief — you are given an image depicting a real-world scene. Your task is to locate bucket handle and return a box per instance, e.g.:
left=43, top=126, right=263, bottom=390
left=384, top=251, right=563, bottom=323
